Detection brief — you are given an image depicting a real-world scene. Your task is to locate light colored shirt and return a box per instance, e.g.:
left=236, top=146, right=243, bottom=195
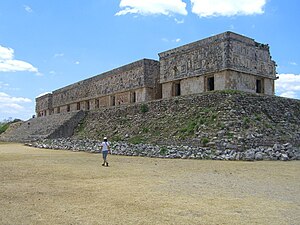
left=101, top=141, right=110, bottom=151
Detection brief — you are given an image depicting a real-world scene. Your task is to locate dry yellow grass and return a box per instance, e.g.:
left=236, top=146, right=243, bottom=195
left=0, top=143, right=299, bottom=225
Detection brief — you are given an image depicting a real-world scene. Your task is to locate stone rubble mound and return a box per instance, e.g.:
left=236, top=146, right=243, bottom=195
left=0, top=111, right=85, bottom=142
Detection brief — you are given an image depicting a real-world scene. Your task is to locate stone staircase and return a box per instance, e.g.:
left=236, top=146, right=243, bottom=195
left=0, top=111, right=86, bottom=143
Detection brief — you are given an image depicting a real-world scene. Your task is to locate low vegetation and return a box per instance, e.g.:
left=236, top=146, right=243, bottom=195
left=140, top=104, right=149, bottom=113
left=0, top=119, right=21, bottom=135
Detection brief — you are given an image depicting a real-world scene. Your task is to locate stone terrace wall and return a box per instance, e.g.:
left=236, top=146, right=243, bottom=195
left=74, top=91, right=300, bottom=150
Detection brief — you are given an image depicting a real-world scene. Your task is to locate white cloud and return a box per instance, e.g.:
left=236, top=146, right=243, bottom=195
left=24, top=5, right=33, bottom=13
left=0, top=92, right=32, bottom=103
left=0, top=92, right=32, bottom=114
left=191, top=0, right=267, bottom=17
left=289, top=62, right=297, bottom=66
left=161, top=38, right=182, bottom=43
left=276, top=73, right=300, bottom=99
left=174, top=18, right=185, bottom=24
left=116, top=0, right=188, bottom=16
left=0, top=45, right=39, bottom=74
left=279, top=91, right=297, bottom=99
left=0, top=81, right=9, bottom=89
left=0, top=82, right=20, bottom=91
left=54, top=53, right=64, bottom=58
left=0, top=46, right=14, bottom=60
left=2, top=103, right=24, bottom=111
left=75, top=61, right=80, bottom=65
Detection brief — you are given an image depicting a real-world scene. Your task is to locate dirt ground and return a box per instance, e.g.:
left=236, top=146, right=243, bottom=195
left=0, top=143, right=299, bottom=225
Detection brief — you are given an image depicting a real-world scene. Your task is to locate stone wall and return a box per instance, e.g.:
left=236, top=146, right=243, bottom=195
left=52, top=59, right=159, bottom=107
left=228, top=33, right=276, bottom=78
left=36, top=59, right=160, bottom=116
left=36, top=93, right=53, bottom=116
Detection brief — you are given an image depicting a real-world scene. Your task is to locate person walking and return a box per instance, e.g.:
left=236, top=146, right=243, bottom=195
left=101, top=137, right=110, bottom=167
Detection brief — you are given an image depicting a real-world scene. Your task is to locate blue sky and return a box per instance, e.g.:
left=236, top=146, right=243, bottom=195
left=0, top=0, right=299, bottom=121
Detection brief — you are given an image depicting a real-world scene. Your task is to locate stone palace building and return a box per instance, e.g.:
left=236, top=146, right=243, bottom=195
left=36, top=31, right=277, bottom=117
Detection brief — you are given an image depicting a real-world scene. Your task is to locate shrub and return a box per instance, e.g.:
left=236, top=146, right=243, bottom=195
left=142, top=127, right=149, bottom=133
left=210, top=113, right=218, bottom=122
left=0, top=118, right=21, bottom=134
left=243, top=117, right=250, bottom=123
left=111, top=135, right=122, bottom=142
left=198, top=117, right=206, bottom=125
left=129, top=136, right=144, bottom=144
left=217, top=122, right=225, bottom=129
left=159, top=146, right=168, bottom=155
left=226, top=132, right=234, bottom=138
left=180, top=120, right=197, bottom=135
left=201, top=137, right=209, bottom=146
left=0, top=123, right=10, bottom=134
left=140, top=104, right=149, bottom=113
left=255, top=114, right=262, bottom=121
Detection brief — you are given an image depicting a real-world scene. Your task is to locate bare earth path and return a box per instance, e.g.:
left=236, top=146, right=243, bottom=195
left=0, top=143, right=299, bottom=225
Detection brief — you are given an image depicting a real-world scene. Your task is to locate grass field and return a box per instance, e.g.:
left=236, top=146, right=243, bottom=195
left=0, top=143, right=299, bottom=225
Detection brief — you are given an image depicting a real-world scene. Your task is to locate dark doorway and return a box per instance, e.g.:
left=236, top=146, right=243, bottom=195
left=67, top=105, right=70, bottom=112
left=174, top=82, right=181, bottom=96
left=207, top=77, right=214, bottom=91
left=86, top=101, right=90, bottom=110
left=132, top=92, right=136, bottom=103
left=95, top=99, right=99, bottom=109
left=77, top=102, right=81, bottom=110
left=256, top=79, right=263, bottom=93
left=111, top=96, right=116, bottom=106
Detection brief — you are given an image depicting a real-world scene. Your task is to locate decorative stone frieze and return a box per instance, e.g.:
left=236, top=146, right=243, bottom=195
left=159, top=32, right=277, bottom=98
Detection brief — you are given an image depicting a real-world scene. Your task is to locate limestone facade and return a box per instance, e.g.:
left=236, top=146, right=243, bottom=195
left=36, top=59, right=160, bottom=117
left=36, top=31, right=277, bottom=117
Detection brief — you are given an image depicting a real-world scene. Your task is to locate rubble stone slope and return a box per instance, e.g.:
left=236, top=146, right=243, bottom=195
left=0, top=111, right=85, bottom=142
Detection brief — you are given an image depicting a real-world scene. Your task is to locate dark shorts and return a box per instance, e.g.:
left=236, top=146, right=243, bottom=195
left=102, top=151, right=108, bottom=160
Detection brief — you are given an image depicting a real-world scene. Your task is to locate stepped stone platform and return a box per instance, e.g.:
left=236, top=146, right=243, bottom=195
left=0, top=111, right=85, bottom=143
left=74, top=91, right=300, bottom=149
